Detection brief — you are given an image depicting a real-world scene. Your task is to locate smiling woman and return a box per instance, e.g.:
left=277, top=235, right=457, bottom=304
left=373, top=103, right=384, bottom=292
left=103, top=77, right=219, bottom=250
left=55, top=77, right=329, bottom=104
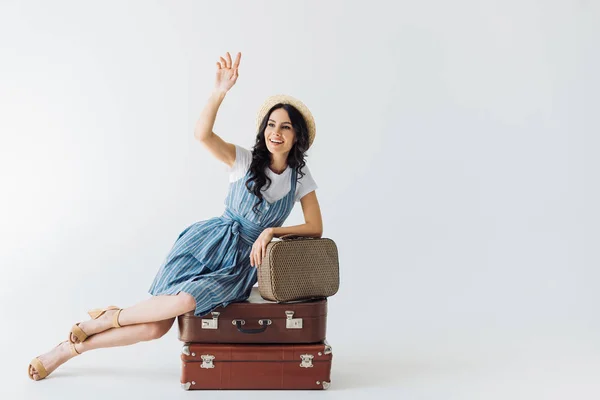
left=245, top=96, right=317, bottom=216
left=266, top=111, right=293, bottom=153
left=27, top=51, right=323, bottom=382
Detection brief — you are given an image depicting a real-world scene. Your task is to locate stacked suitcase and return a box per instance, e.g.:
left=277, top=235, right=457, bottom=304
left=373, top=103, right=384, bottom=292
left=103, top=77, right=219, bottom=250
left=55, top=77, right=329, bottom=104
left=177, top=287, right=333, bottom=390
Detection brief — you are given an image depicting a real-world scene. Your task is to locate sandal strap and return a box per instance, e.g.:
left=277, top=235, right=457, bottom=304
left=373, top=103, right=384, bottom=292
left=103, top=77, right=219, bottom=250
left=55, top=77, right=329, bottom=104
left=113, top=309, right=123, bottom=328
left=70, top=323, right=88, bottom=343
left=29, top=341, right=79, bottom=380
left=69, top=341, right=81, bottom=356
left=29, top=357, right=48, bottom=380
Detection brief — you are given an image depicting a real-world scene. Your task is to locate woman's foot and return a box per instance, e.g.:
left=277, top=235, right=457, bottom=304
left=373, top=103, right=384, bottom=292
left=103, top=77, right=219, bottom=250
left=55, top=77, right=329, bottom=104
left=70, top=308, right=121, bottom=344
left=29, top=341, right=80, bottom=381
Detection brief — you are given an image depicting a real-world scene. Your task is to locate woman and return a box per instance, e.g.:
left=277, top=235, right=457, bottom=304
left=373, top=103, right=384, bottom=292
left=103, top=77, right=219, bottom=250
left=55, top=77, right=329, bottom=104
left=28, top=51, right=323, bottom=380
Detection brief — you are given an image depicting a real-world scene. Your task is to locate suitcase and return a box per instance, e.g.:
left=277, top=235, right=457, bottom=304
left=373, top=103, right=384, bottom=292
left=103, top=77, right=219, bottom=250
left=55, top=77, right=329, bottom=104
left=177, top=287, right=327, bottom=344
left=258, top=235, right=340, bottom=302
left=180, top=341, right=333, bottom=390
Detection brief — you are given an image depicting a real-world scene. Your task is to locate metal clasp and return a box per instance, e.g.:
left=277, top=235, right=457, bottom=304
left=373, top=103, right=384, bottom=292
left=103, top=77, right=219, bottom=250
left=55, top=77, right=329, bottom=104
left=201, top=354, right=215, bottom=369
left=286, top=311, right=303, bottom=329
left=201, top=312, right=220, bottom=329
left=300, top=354, right=314, bottom=368
left=181, top=344, right=196, bottom=356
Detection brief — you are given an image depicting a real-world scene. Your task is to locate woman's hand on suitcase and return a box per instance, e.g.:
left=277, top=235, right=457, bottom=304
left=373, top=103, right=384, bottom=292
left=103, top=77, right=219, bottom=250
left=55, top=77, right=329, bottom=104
left=215, top=51, right=241, bottom=93
left=250, top=228, right=274, bottom=267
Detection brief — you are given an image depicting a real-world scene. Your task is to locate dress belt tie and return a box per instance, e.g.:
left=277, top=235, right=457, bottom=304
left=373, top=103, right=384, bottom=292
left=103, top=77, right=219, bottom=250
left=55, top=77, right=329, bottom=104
left=221, top=208, right=264, bottom=246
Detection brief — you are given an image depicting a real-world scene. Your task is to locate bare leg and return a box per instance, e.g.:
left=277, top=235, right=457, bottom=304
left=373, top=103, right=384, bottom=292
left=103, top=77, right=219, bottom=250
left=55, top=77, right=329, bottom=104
left=73, top=292, right=196, bottom=342
left=118, top=292, right=196, bottom=326
left=29, top=318, right=176, bottom=380
left=77, top=318, right=176, bottom=352
left=30, top=293, right=197, bottom=381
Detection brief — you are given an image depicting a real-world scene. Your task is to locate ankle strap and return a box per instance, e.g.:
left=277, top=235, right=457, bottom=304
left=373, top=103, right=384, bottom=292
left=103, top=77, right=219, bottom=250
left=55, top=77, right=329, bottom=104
left=113, top=309, right=123, bottom=328
left=69, top=341, right=81, bottom=356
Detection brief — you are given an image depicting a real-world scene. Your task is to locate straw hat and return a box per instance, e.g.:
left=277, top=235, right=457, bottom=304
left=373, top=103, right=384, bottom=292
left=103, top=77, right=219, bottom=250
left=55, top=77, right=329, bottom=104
left=256, top=94, right=316, bottom=148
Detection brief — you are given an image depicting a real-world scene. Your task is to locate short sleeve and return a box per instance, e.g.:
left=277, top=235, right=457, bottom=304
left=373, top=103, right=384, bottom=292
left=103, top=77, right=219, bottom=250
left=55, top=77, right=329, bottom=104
left=294, top=165, right=318, bottom=202
left=229, top=145, right=252, bottom=183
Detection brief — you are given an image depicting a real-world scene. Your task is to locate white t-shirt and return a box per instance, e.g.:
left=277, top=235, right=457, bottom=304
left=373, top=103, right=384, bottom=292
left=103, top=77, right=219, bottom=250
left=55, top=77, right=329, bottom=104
left=229, top=145, right=318, bottom=203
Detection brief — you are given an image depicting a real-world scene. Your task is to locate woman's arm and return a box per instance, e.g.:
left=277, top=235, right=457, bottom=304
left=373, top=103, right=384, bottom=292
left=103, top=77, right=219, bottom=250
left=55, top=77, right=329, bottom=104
left=250, top=191, right=323, bottom=267
left=195, top=52, right=240, bottom=168
left=270, top=191, right=323, bottom=238
left=195, top=90, right=236, bottom=167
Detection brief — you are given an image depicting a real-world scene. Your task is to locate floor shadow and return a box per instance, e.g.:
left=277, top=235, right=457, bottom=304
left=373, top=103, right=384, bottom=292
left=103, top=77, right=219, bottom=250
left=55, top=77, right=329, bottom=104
left=329, top=355, right=479, bottom=390
left=52, top=366, right=179, bottom=381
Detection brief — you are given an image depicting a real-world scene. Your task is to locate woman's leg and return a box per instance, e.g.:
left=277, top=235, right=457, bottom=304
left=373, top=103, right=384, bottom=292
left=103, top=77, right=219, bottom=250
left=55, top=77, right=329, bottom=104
left=29, top=318, right=176, bottom=380
left=30, top=292, right=196, bottom=380
left=73, top=292, right=196, bottom=342
left=118, top=292, right=197, bottom=326
left=77, top=317, right=176, bottom=352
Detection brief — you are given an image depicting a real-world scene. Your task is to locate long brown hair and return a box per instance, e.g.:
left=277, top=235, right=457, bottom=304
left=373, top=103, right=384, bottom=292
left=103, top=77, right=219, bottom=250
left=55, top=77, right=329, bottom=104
left=245, top=103, right=310, bottom=214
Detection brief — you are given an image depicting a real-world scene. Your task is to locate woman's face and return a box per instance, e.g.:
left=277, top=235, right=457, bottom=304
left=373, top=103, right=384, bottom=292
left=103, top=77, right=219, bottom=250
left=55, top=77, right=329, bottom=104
left=265, top=108, right=296, bottom=156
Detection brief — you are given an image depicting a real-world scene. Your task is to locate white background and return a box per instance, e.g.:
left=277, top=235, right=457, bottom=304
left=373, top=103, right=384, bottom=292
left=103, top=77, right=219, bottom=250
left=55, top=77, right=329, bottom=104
left=1, top=0, right=599, bottom=399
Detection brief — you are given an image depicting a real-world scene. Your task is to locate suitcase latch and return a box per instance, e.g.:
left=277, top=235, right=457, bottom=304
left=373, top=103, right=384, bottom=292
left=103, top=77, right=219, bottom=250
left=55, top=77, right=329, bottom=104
left=286, top=311, right=303, bottom=329
left=201, top=312, right=220, bottom=329
left=181, top=344, right=196, bottom=356
left=300, top=354, right=314, bottom=368
left=201, top=354, right=215, bottom=369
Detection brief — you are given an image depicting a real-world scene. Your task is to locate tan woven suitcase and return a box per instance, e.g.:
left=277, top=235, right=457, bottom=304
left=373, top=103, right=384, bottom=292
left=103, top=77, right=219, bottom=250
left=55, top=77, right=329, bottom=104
left=258, top=235, right=339, bottom=302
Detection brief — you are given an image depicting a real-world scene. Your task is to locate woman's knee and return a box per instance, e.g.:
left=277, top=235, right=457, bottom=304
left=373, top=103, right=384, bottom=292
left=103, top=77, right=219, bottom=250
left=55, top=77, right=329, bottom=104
left=143, top=318, right=175, bottom=341
left=176, top=292, right=196, bottom=313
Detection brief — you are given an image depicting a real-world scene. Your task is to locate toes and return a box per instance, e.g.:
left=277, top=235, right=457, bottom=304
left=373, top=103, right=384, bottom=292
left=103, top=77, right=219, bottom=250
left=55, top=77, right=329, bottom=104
left=69, top=333, right=79, bottom=344
left=70, top=323, right=88, bottom=344
left=28, top=365, right=39, bottom=380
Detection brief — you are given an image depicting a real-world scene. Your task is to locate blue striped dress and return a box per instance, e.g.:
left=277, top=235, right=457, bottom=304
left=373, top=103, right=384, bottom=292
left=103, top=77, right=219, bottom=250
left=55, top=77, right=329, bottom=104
left=148, top=168, right=298, bottom=316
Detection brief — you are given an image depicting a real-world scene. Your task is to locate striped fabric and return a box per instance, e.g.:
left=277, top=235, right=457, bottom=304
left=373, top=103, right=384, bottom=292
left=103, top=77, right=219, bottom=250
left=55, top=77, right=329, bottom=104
left=148, top=168, right=298, bottom=316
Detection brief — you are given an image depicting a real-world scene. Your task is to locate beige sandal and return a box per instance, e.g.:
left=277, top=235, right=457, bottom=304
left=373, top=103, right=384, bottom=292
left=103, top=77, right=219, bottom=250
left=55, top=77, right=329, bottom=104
left=69, top=306, right=121, bottom=344
left=28, top=341, right=80, bottom=380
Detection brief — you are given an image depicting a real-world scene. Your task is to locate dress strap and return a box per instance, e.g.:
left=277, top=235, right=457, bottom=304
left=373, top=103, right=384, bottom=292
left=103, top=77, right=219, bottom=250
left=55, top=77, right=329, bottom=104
left=290, top=167, right=298, bottom=200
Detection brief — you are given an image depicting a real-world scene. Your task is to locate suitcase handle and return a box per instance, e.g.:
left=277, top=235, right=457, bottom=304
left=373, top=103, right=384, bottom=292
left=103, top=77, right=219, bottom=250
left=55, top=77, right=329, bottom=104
left=278, top=234, right=316, bottom=240
left=233, top=319, right=272, bottom=334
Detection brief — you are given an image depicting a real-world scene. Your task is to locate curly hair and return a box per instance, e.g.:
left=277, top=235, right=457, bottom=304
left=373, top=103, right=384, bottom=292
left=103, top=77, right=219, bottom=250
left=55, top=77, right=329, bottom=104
left=245, top=103, right=310, bottom=215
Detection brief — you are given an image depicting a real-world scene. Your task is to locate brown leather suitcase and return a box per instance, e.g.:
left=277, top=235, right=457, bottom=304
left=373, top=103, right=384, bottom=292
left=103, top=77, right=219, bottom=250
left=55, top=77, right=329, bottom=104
left=180, top=341, right=333, bottom=390
left=177, top=287, right=327, bottom=344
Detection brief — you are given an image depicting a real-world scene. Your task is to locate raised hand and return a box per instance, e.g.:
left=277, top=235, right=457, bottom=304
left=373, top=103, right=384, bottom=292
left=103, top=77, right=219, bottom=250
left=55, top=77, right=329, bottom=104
left=215, top=52, right=241, bottom=93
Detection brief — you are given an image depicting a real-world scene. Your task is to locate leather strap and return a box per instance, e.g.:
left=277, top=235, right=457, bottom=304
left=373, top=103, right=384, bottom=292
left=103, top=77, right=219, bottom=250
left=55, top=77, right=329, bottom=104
left=30, top=358, right=48, bottom=379
left=69, top=341, right=80, bottom=356
left=113, top=309, right=123, bottom=328
left=70, top=323, right=88, bottom=343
